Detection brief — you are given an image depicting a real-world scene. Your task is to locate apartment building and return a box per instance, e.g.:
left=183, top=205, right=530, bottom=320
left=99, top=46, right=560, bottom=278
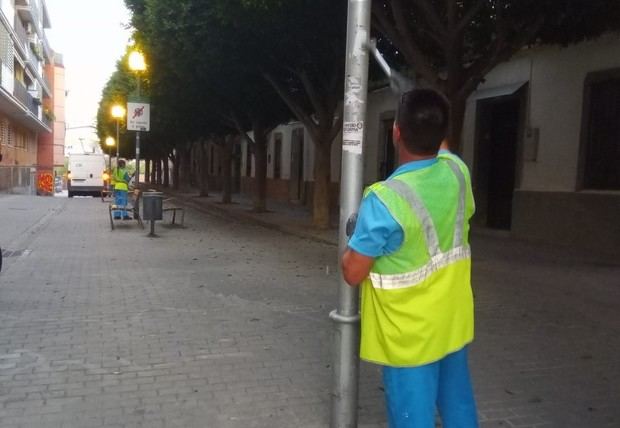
left=0, top=0, right=57, bottom=194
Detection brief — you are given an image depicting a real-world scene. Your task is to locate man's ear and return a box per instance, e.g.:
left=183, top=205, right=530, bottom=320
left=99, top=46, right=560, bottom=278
left=392, top=123, right=401, bottom=147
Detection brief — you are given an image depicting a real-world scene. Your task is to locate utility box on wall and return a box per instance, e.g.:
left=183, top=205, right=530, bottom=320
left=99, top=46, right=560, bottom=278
left=523, top=127, right=540, bottom=162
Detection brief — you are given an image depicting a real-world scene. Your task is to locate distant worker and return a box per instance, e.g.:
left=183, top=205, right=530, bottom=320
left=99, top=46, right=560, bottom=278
left=111, top=159, right=132, bottom=220
left=341, top=89, right=479, bottom=427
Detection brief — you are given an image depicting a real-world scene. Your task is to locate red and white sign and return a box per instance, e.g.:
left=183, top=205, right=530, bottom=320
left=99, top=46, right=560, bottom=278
left=127, top=102, right=150, bottom=131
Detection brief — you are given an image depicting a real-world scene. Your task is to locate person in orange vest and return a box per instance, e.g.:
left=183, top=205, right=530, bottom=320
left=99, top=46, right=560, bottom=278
left=342, top=89, right=478, bottom=427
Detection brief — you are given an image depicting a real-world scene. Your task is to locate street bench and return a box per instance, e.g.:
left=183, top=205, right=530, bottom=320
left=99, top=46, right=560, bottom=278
left=100, top=188, right=113, bottom=202
left=162, top=199, right=185, bottom=226
left=109, top=189, right=144, bottom=230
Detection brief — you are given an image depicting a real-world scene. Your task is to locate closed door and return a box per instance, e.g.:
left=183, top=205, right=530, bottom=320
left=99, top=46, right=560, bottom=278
left=289, top=128, right=305, bottom=202
left=475, top=94, right=522, bottom=229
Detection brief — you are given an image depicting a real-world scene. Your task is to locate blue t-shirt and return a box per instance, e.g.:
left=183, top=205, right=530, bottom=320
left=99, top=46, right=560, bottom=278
left=348, top=152, right=451, bottom=257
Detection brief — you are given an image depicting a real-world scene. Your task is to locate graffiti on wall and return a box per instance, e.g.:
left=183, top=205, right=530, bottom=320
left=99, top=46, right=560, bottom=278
left=37, top=172, right=54, bottom=194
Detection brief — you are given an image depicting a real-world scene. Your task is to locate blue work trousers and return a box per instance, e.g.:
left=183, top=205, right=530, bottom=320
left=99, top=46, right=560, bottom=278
left=382, top=347, right=479, bottom=428
left=113, top=190, right=129, bottom=219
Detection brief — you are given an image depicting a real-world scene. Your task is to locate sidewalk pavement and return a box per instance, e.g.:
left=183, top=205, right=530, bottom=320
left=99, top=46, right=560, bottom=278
left=159, top=190, right=339, bottom=247
left=1, top=192, right=619, bottom=427
left=158, top=187, right=616, bottom=268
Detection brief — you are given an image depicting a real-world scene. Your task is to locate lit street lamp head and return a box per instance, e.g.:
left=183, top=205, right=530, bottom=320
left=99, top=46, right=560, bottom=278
left=128, top=51, right=147, bottom=72
left=111, top=105, right=126, bottom=119
left=105, top=136, right=115, bottom=147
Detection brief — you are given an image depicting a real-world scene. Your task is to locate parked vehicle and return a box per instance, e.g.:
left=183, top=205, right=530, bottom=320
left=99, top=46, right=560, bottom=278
left=67, top=153, right=106, bottom=197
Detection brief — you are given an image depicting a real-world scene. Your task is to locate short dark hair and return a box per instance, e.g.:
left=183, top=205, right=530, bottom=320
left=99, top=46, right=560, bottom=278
left=396, top=89, right=450, bottom=155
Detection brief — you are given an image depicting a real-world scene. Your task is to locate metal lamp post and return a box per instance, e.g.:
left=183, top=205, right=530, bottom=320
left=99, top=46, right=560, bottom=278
left=111, top=104, right=126, bottom=168
left=105, top=137, right=115, bottom=172
left=330, top=1, right=371, bottom=427
left=128, top=50, right=147, bottom=188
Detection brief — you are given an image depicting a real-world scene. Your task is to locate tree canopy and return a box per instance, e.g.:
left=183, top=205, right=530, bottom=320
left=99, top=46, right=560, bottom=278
left=372, top=0, right=620, bottom=150
left=97, top=0, right=620, bottom=215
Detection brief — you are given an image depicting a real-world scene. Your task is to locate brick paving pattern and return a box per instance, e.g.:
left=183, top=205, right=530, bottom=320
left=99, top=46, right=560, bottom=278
left=0, top=194, right=618, bottom=427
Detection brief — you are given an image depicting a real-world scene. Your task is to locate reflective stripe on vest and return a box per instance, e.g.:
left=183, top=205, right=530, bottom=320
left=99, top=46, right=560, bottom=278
left=369, top=158, right=468, bottom=290
left=369, top=245, right=470, bottom=290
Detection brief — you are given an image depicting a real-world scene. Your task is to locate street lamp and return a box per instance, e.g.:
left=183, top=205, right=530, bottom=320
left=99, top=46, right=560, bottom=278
left=105, top=136, right=115, bottom=171
left=111, top=104, right=125, bottom=166
left=128, top=50, right=147, bottom=188
left=105, top=136, right=115, bottom=192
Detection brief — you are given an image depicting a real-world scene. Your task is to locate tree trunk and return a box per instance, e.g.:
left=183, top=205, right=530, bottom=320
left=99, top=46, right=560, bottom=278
left=156, top=157, right=162, bottom=185
left=172, top=153, right=180, bottom=190
left=164, top=156, right=170, bottom=188
left=312, top=139, right=331, bottom=229
left=447, top=93, right=467, bottom=154
left=199, top=141, right=210, bottom=197
left=179, top=145, right=192, bottom=190
left=252, top=120, right=268, bottom=212
left=220, top=137, right=233, bottom=204
left=144, top=158, right=151, bottom=184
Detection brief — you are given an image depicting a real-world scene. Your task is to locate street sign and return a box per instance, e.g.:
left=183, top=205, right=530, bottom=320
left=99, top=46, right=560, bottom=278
left=127, top=102, right=150, bottom=132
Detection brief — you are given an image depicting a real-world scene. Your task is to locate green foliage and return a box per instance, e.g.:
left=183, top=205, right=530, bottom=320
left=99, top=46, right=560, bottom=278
left=96, top=48, right=142, bottom=159
left=374, top=0, right=620, bottom=92
left=372, top=0, right=620, bottom=149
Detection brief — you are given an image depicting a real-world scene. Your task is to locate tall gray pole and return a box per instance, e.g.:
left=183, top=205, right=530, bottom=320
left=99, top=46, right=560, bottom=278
left=115, top=120, right=120, bottom=162
left=135, top=76, right=141, bottom=187
left=330, top=1, right=371, bottom=427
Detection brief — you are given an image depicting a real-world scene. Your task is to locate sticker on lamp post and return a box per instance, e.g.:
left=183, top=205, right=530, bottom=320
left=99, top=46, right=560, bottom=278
left=343, top=120, right=364, bottom=154
left=127, top=102, right=150, bottom=132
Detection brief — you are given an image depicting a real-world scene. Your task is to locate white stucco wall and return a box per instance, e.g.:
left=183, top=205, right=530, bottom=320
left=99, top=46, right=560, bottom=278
left=462, top=35, right=620, bottom=192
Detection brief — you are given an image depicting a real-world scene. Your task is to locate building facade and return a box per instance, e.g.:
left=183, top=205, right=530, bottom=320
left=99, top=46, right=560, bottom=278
left=238, top=35, right=620, bottom=258
left=0, top=0, right=58, bottom=194
left=458, top=35, right=620, bottom=258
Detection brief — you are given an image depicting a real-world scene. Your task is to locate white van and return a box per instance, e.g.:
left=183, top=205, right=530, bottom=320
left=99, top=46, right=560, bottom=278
left=67, top=153, right=107, bottom=197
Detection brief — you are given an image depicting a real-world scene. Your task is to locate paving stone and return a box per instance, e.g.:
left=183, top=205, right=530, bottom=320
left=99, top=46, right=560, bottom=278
left=0, top=195, right=619, bottom=427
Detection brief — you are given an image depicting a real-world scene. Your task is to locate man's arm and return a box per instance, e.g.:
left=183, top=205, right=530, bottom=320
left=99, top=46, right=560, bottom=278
left=340, top=191, right=403, bottom=287
left=341, top=248, right=375, bottom=286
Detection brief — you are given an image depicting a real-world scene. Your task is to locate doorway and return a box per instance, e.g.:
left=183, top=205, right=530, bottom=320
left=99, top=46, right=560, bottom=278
left=289, top=128, right=305, bottom=203
left=379, top=116, right=396, bottom=180
left=474, top=89, right=524, bottom=229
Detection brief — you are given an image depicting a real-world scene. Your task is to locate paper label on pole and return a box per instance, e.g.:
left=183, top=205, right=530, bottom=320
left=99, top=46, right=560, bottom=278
left=127, top=102, right=150, bottom=131
left=343, top=121, right=364, bottom=154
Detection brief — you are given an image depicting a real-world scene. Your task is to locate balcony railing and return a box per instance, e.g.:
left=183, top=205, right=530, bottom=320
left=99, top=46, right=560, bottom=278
left=13, top=15, right=29, bottom=50
left=43, top=73, right=51, bottom=91
left=42, top=34, right=52, bottom=61
left=13, top=80, right=39, bottom=116
left=15, top=0, right=41, bottom=30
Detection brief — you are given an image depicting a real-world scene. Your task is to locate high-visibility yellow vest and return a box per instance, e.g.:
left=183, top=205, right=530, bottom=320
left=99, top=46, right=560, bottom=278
left=360, top=152, right=476, bottom=367
left=112, top=167, right=129, bottom=191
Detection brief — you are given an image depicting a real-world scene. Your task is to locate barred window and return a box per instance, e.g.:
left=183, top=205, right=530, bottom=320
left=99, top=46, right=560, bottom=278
left=14, top=129, right=25, bottom=149
left=0, top=117, right=7, bottom=146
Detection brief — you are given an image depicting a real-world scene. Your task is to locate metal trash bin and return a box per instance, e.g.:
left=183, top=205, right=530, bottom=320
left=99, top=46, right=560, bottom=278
left=142, top=191, right=163, bottom=221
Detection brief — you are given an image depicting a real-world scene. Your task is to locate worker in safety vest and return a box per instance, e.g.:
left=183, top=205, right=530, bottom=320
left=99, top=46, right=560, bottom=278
left=342, top=89, right=478, bottom=427
left=111, top=159, right=132, bottom=220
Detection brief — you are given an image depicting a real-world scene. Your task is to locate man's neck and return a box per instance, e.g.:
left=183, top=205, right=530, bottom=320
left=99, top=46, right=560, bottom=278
left=398, top=146, right=437, bottom=166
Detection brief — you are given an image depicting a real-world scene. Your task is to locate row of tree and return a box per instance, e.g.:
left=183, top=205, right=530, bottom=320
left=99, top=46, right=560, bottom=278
left=98, top=0, right=620, bottom=228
